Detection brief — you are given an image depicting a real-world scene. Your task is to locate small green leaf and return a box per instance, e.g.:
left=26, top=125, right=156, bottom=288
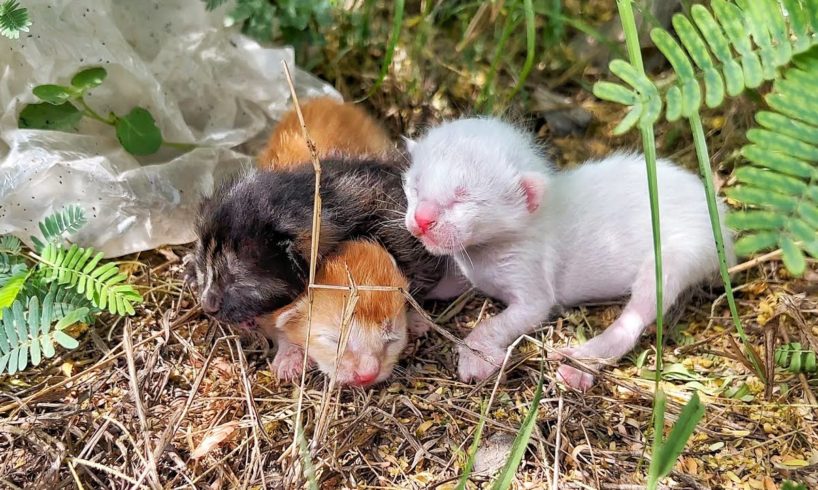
left=70, top=67, right=107, bottom=91
left=18, top=102, right=83, bottom=131
left=665, top=86, right=682, bottom=122
left=115, top=107, right=163, bottom=155
left=614, top=104, right=641, bottom=135
left=779, top=236, right=806, bottom=276
left=489, top=373, right=543, bottom=490
left=32, top=85, right=77, bottom=104
left=52, top=330, right=79, bottom=349
left=593, top=81, right=638, bottom=106
left=727, top=210, right=786, bottom=231
left=733, top=232, right=779, bottom=257
left=16, top=343, right=27, bottom=371
left=0, top=272, right=26, bottom=316
left=0, top=0, right=31, bottom=39
left=0, top=352, right=9, bottom=373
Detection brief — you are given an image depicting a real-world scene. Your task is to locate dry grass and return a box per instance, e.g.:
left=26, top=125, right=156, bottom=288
left=3, top=2, right=818, bottom=488
left=1, top=243, right=817, bottom=489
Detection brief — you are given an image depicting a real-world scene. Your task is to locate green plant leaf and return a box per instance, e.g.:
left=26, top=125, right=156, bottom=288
left=37, top=243, right=142, bottom=315
left=779, top=236, right=806, bottom=276
left=31, top=205, right=87, bottom=252
left=650, top=391, right=705, bottom=484
left=18, top=102, right=83, bottom=131
left=489, top=374, right=543, bottom=490
left=0, top=272, right=26, bottom=316
left=733, top=232, right=779, bottom=256
left=115, top=107, right=163, bottom=155
left=52, top=330, right=79, bottom=349
left=782, top=481, right=808, bottom=490
left=70, top=67, right=107, bottom=90
left=0, top=0, right=31, bottom=39
left=456, top=398, right=490, bottom=490
left=32, top=85, right=76, bottom=105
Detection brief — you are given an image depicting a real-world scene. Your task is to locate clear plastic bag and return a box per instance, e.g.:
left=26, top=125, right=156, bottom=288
left=0, top=0, right=337, bottom=257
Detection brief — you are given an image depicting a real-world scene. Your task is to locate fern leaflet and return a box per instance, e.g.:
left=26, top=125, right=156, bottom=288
left=30, top=205, right=88, bottom=252
left=37, top=243, right=141, bottom=315
left=0, top=295, right=88, bottom=375
left=0, top=0, right=30, bottom=40
left=775, top=342, right=817, bottom=374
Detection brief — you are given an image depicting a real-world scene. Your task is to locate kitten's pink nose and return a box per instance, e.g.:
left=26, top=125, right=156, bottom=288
left=412, top=201, right=439, bottom=236
left=352, top=359, right=380, bottom=386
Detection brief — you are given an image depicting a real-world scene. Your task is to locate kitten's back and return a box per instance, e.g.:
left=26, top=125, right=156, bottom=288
left=258, top=97, right=394, bottom=169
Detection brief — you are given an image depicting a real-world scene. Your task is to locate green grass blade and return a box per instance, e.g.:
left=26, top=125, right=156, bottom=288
left=489, top=374, right=543, bottom=490
left=652, top=392, right=705, bottom=480
left=456, top=399, right=490, bottom=490
left=506, top=0, right=536, bottom=101
left=368, top=0, right=404, bottom=97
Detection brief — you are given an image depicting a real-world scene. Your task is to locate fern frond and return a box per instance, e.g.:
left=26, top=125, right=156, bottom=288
left=593, top=0, right=818, bottom=134
left=0, top=295, right=88, bottom=375
left=726, top=47, right=818, bottom=275
left=0, top=0, right=31, bottom=40
left=36, top=243, right=141, bottom=315
left=30, top=205, right=87, bottom=252
left=775, top=342, right=817, bottom=374
left=0, top=236, right=21, bottom=255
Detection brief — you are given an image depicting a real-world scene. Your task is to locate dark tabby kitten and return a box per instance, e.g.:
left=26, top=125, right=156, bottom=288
left=188, top=158, right=444, bottom=325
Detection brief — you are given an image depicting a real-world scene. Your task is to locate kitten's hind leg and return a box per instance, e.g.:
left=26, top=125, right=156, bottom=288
left=556, top=250, right=689, bottom=391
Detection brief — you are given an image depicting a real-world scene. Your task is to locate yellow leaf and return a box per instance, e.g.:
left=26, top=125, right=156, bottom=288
left=781, top=458, right=808, bottom=468
left=763, top=476, right=777, bottom=490
left=190, top=421, right=240, bottom=459
left=416, top=420, right=434, bottom=437
left=709, top=442, right=725, bottom=451
left=60, top=362, right=74, bottom=377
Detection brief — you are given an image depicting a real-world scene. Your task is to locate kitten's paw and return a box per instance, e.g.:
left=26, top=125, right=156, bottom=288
left=408, top=310, right=431, bottom=336
left=272, top=345, right=305, bottom=382
left=182, top=253, right=198, bottom=291
left=556, top=364, right=595, bottom=391
left=457, top=341, right=504, bottom=383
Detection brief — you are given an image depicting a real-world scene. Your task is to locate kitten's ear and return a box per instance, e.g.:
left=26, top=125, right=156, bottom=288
left=520, top=172, right=548, bottom=213
left=275, top=305, right=299, bottom=331
left=401, top=136, right=417, bottom=154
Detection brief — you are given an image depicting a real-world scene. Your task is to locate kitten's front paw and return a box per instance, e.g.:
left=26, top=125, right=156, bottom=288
left=457, top=339, right=505, bottom=383
left=556, top=363, right=595, bottom=391
left=272, top=345, right=305, bottom=382
left=553, top=346, right=596, bottom=391
left=408, top=310, right=432, bottom=337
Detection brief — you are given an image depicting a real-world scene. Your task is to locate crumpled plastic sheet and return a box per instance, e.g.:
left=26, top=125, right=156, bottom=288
left=0, top=0, right=338, bottom=257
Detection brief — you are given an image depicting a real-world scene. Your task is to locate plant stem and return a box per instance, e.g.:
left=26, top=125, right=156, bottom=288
left=478, top=8, right=519, bottom=112
left=506, top=0, right=536, bottom=102
left=162, top=140, right=197, bottom=151
left=77, top=97, right=116, bottom=125
left=688, top=112, right=765, bottom=380
left=617, top=0, right=664, bottom=384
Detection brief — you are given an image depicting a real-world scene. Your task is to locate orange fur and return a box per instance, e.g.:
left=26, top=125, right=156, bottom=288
left=257, top=96, right=393, bottom=169
left=256, top=100, right=411, bottom=385
left=275, top=240, right=410, bottom=385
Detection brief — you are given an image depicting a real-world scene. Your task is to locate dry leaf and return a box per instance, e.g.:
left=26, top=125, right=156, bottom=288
left=190, top=421, right=240, bottom=459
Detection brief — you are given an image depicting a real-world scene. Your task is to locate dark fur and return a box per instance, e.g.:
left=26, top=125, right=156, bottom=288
left=192, top=157, right=444, bottom=324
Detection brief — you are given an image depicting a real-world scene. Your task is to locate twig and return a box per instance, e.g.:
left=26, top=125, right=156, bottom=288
left=728, top=248, right=783, bottom=274
left=281, top=58, right=322, bottom=475
left=68, top=457, right=144, bottom=487
left=551, top=394, right=563, bottom=490
left=123, top=320, right=161, bottom=489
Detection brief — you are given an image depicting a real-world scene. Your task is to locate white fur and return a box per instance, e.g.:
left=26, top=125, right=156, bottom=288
left=404, top=117, right=735, bottom=389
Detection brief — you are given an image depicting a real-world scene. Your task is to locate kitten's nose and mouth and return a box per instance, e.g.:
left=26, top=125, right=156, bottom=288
left=408, top=201, right=440, bottom=238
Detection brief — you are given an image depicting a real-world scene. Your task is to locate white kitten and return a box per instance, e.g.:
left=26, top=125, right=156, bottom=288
left=403, top=117, right=734, bottom=390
